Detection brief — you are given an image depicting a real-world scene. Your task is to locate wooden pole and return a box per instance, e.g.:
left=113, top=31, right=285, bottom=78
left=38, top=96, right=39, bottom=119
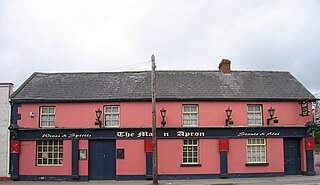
left=151, top=54, right=158, bottom=185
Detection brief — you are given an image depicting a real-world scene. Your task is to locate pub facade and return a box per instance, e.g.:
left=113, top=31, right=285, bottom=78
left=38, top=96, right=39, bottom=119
left=9, top=60, right=317, bottom=180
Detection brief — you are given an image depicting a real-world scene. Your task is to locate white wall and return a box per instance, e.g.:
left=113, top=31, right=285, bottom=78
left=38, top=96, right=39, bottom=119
left=0, top=84, right=12, bottom=178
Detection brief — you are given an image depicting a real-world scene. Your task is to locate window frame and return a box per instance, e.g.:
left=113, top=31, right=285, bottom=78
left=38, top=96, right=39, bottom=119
left=39, top=106, right=56, bottom=128
left=36, top=140, right=63, bottom=166
left=246, top=138, right=267, bottom=164
left=182, top=139, right=199, bottom=165
left=182, top=104, right=199, bottom=127
left=104, top=105, right=120, bottom=127
left=247, top=104, right=263, bottom=126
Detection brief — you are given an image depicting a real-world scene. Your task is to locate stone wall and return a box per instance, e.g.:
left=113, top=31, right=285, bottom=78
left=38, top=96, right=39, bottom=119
left=0, top=83, right=13, bottom=179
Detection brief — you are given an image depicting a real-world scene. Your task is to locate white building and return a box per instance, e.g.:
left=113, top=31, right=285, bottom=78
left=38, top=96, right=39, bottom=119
left=0, top=83, right=13, bottom=180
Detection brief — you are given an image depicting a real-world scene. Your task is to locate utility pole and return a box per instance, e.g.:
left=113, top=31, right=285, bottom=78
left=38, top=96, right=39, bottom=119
left=151, top=54, right=158, bottom=185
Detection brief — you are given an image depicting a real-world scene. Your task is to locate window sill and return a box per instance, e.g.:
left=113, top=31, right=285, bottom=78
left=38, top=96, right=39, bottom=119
left=246, top=163, right=269, bottom=166
left=180, top=164, right=202, bottom=167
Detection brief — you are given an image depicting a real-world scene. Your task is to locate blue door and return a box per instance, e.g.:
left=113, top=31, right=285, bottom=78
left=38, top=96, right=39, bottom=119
left=284, top=138, right=301, bottom=175
left=89, top=140, right=116, bottom=180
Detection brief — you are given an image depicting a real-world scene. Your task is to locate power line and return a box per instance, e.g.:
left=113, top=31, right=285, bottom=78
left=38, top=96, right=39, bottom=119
left=107, top=61, right=151, bottom=72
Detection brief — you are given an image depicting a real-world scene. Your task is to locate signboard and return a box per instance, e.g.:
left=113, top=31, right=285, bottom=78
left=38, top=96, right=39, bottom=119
left=15, top=126, right=308, bottom=140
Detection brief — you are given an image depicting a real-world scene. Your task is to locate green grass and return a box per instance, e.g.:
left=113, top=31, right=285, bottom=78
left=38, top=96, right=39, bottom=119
left=316, top=143, right=320, bottom=153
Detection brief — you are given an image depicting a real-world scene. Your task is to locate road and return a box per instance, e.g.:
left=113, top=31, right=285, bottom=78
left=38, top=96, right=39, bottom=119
left=1, top=175, right=320, bottom=185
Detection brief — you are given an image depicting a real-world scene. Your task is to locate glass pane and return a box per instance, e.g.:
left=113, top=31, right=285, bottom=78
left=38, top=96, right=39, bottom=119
left=112, top=106, right=119, bottom=112
left=49, top=108, right=55, bottom=113
left=248, top=106, right=254, bottom=111
left=106, top=107, right=112, bottom=112
left=191, top=106, right=197, bottom=112
left=183, top=106, right=190, bottom=112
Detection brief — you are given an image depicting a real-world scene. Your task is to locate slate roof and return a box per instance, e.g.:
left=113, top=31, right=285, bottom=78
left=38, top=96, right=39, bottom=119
left=11, top=71, right=315, bottom=102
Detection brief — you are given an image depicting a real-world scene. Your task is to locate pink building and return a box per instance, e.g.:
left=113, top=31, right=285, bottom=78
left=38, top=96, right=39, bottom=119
left=9, top=60, right=316, bottom=181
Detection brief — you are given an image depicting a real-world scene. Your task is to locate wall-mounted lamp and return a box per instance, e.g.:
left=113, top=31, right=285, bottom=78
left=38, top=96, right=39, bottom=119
left=267, top=107, right=278, bottom=125
left=225, top=107, right=233, bottom=126
left=160, top=107, right=167, bottom=127
left=95, top=108, right=102, bottom=127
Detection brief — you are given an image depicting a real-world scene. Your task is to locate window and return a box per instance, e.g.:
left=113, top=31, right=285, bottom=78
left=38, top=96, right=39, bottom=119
left=40, top=107, right=56, bottom=128
left=104, top=106, right=120, bottom=127
left=182, top=139, right=199, bottom=164
left=247, top=138, right=266, bottom=163
left=247, top=105, right=262, bottom=126
left=37, top=140, right=63, bottom=166
left=182, top=105, right=198, bottom=126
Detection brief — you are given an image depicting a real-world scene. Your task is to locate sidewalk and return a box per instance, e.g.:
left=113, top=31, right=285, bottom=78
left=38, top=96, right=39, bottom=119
left=1, top=175, right=320, bottom=185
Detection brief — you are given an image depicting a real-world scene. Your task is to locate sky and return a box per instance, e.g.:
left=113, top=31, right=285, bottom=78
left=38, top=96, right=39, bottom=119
left=0, top=0, right=319, bottom=93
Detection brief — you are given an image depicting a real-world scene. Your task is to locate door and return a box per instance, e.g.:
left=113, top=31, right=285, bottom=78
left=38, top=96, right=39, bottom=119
left=89, top=140, right=116, bottom=180
left=284, top=138, right=301, bottom=175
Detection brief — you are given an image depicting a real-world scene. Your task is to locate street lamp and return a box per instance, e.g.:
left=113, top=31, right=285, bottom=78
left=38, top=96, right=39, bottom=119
left=95, top=108, right=102, bottom=127
left=160, top=107, right=167, bottom=127
left=225, top=107, right=233, bottom=126
left=267, top=107, right=278, bottom=125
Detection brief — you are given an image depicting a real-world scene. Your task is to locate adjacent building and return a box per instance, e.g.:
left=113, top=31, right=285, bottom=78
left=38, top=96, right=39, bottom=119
left=0, top=83, right=13, bottom=180
left=9, top=60, right=316, bottom=180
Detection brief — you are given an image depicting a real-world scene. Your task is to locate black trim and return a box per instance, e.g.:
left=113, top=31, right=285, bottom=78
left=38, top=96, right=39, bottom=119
left=246, top=163, right=269, bottom=166
left=306, top=150, right=315, bottom=176
left=180, top=164, right=202, bottom=167
left=220, top=151, right=228, bottom=178
left=72, top=139, right=79, bottom=179
left=15, top=172, right=285, bottom=181
left=10, top=153, right=19, bottom=180
left=19, top=175, right=88, bottom=181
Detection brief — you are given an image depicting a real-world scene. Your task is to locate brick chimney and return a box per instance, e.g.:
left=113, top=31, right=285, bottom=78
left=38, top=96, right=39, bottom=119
left=219, top=59, right=231, bottom=74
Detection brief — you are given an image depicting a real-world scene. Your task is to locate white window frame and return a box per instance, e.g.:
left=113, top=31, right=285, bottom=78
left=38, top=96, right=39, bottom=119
left=104, top=105, right=120, bottom=127
left=36, top=140, right=63, bottom=166
left=247, top=138, right=266, bottom=163
left=182, top=105, right=199, bottom=126
left=182, top=139, right=199, bottom=164
left=247, top=105, right=263, bottom=126
left=40, top=107, right=56, bottom=128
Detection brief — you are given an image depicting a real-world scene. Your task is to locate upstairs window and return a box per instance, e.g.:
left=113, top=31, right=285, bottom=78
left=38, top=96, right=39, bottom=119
left=247, top=105, right=262, bottom=126
left=104, top=106, right=120, bottom=127
left=40, top=107, right=56, bottom=128
left=182, top=105, right=198, bottom=126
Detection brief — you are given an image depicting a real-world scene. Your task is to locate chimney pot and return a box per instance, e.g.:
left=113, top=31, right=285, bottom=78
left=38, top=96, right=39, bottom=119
left=219, top=59, right=231, bottom=74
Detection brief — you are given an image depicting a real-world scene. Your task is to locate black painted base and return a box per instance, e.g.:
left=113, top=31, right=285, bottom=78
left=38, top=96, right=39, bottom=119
left=18, top=172, right=284, bottom=181
left=19, top=176, right=88, bottom=181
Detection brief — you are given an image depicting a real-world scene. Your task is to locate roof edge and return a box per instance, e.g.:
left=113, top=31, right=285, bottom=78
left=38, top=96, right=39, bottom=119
left=10, top=72, right=38, bottom=98
left=10, top=97, right=317, bottom=104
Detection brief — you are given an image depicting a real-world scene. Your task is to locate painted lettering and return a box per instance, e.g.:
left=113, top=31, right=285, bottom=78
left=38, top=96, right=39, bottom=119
left=137, top=131, right=152, bottom=137
left=266, top=131, right=280, bottom=136
left=116, top=132, right=135, bottom=138
left=163, top=132, right=170, bottom=137
left=237, top=132, right=259, bottom=137
left=42, top=134, right=61, bottom=138
left=177, top=131, right=205, bottom=137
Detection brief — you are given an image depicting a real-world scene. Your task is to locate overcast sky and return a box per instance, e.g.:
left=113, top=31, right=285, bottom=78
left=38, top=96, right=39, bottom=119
left=0, top=0, right=319, bottom=93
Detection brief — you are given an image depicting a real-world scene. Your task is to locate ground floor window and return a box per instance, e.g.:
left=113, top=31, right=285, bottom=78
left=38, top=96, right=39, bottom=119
left=247, top=138, right=266, bottom=163
left=37, top=140, right=63, bottom=166
left=182, top=139, right=199, bottom=164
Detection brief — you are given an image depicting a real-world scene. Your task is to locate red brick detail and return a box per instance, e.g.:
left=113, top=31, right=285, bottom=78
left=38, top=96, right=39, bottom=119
left=305, top=137, right=315, bottom=151
left=218, top=59, right=231, bottom=74
left=0, top=177, right=12, bottom=180
left=10, top=140, right=20, bottom=154
left=144, top=139, right=153, bottom=152
left=219, top=138, right=229, bottom=152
